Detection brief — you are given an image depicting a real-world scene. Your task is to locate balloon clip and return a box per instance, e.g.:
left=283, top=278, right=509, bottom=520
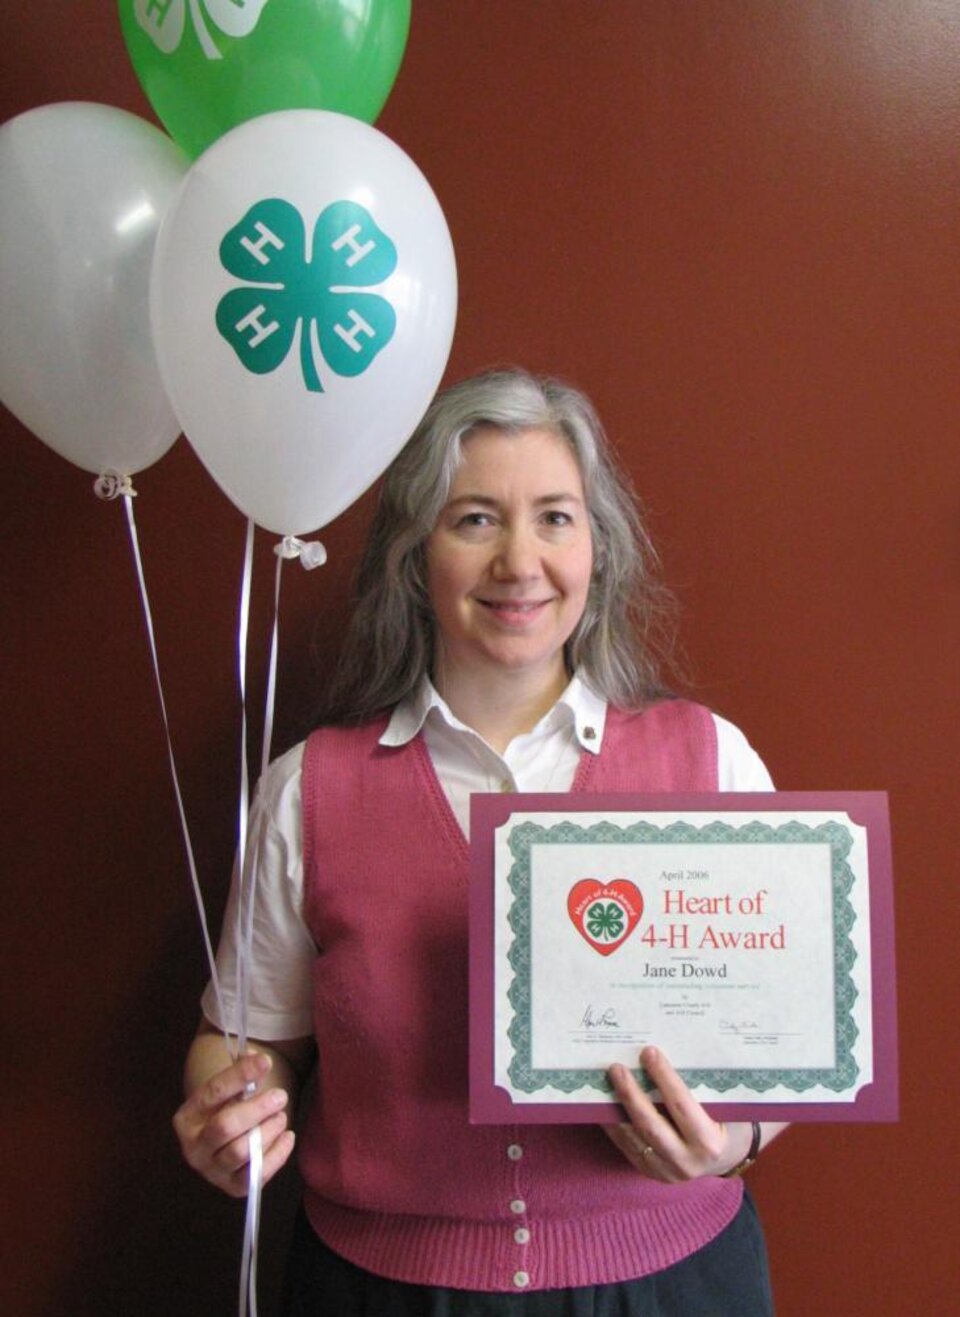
left=93, top=471, right=137, bottom=501
left=274, top=535, right=327, bottom=570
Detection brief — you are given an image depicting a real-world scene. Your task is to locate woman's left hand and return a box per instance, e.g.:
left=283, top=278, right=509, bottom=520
left=605, top=1045, right=752, bottom=1181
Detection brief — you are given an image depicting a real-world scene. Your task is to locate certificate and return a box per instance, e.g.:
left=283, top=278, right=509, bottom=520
left=469, top=792, right=897, bottom=1123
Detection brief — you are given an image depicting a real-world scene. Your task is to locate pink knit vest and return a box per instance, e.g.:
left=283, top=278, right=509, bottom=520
left=298, top=700, right=742, bottom=1292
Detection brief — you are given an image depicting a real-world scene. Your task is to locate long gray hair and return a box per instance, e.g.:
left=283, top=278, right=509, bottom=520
left=316, top=368, right=679, bottom=723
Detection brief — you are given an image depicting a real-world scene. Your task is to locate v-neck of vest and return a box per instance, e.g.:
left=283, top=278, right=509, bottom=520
left=409, top=726, right=600, bottom=863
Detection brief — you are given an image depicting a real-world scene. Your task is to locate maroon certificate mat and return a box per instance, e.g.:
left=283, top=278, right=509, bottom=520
left=469, top=792, right=897, bottom=1123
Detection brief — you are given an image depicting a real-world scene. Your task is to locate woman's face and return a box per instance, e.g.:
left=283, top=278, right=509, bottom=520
left=426, top=426, right=593, bottom=689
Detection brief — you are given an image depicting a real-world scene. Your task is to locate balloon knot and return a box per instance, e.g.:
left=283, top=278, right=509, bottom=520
left=93, top=471, right=137, bottom=500
left=274, top=535, right=327, bottom=570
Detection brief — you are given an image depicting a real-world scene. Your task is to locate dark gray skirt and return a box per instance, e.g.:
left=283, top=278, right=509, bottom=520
left=280, top=1191, right=774, bottom=1316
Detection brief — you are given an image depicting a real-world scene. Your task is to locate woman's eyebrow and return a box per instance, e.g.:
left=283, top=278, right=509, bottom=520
left=445, top=492, right=583, bottom=508
left=533, top=493, right=584, bottom=507
left=445, top=494, right=501, bottom=509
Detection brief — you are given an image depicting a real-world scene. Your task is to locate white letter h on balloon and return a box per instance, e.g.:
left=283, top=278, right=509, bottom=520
left=331, top=224, right=375, bottom=268
left=234, top=304, right=280, bottom=349
left=240, top=221, right=285, bottom=267
left=333, top=309, right=376, bottom=353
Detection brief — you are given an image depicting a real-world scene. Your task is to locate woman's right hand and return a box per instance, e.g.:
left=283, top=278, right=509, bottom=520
left=173, top=1050, right=296, bottom=1198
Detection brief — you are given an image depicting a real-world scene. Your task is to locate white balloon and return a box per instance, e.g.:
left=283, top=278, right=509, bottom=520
left=150, top=109, right=457, bottom=536
left=0, top=103, right=186, bottom=475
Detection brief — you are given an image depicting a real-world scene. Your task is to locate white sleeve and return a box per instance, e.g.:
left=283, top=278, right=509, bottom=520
left=200, top=741, right=316, bottom=1040
left=712, top=714, right=775, bottom=791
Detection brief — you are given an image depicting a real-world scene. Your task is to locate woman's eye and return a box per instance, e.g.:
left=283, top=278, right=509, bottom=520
left=456, top=511, right=494, bottom=529
left=542, top=510, right=573, bottom=527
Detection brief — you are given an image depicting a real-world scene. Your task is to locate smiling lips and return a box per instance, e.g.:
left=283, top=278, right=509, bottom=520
left=476, top=597, right=554, bottom=627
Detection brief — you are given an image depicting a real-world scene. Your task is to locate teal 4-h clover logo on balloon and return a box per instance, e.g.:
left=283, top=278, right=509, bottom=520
left=215, top=198, right=398, bottom=394
left=134, top=0, right=270, bottom=60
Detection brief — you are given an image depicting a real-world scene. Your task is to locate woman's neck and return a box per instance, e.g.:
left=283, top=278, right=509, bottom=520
left=432, top=659, right=570, bottom=754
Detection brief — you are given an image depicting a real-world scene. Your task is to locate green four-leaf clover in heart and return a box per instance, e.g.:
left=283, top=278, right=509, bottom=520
left=215, top=198, right=398, bottom=393
left=585, top=901, right=625, bottom=942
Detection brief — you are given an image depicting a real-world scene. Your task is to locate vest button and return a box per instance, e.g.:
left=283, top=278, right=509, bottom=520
left=507, top=1143, right=523, bottom=1161
left=514, top=1227, right=531, bottom=1245
left=513, top=1271, right=530, bottom=1288
left=509, top=1198, right=526, bottom=1214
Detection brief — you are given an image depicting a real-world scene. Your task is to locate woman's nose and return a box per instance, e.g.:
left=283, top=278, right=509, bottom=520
left=492, top=527, right=540, bottom=580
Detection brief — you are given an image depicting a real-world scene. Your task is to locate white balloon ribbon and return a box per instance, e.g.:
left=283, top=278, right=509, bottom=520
left=236, top=524, right=298, bottom=1317
left=101, top=482, right=293, bottom=1316
left=239, top=1124, right=263, bottom=1317
left=274, top=534, right=328, bottom=570
left=235, top=519, right=255, bottom=1054
left=96, top=475, right=229, bottom=1034
left=93, top=471, right=138, bottom=501
left=235, top=518, right=262, bottom=1317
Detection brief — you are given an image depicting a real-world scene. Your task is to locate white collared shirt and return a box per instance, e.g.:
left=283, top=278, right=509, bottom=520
left=202, top=676, right=773, bottom=1039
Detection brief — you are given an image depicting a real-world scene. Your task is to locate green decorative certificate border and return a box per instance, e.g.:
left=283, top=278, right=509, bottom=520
left=505, top=817, right=860, bottom=1097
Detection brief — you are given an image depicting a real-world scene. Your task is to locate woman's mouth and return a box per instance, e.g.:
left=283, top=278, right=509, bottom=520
left=477, top=598, right=552, bottom=626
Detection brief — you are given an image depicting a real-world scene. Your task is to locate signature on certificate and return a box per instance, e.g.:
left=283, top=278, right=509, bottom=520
left=580, top=1005, right=620, bottom=1029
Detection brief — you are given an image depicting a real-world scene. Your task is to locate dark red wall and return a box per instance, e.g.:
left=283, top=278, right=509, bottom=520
left=3, top=4, right=958, bottom=1313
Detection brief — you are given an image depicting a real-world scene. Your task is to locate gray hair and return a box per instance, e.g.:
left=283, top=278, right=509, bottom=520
left=317, top=367, right=679, bottom=723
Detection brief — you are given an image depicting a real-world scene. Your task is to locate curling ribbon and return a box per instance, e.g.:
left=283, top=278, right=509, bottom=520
left=94, top=472, right=230, bottom=1034
left=236, top=524, right=323, bottom=1315
left=235, top=518, right=260, bottom=1317
left=273, top=534, right=328, bottom=570
left=99, top=477, right=285, bottom=1317
left=107, top=473, right=255, bottom=1315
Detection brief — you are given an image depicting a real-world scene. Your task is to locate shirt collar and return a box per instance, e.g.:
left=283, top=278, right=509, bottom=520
left=379, top=678, right=443, bottom=746
left=379, top=673, right=608, bottom=753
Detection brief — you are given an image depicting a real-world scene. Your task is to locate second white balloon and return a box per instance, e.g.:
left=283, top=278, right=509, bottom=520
left=150, top=109, right=458, bottom=536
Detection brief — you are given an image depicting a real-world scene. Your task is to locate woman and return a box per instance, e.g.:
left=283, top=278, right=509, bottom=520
left=175, top=368, right=786, bottom=1314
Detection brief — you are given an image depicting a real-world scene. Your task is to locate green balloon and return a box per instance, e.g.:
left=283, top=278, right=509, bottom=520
left=118, top=0, right=411, bottom=159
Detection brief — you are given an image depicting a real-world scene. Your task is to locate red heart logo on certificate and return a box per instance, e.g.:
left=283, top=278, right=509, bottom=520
left=567, top=879, right=643, bottom=956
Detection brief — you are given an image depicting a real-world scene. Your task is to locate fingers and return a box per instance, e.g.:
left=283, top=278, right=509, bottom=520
left=602, top=1122, right=663, bottom=1176
left=606, top=1047, right=731, bottom=1181
left=640, top=1046, right=727, bottom=1160
left=226, top=1127, right=297, bottom=1197
left=182, top=1051, right=272, bottom=1124
left=606, top=1055, right=685, bottom=1181
left=174, top=1052, right=296, bottom=1197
